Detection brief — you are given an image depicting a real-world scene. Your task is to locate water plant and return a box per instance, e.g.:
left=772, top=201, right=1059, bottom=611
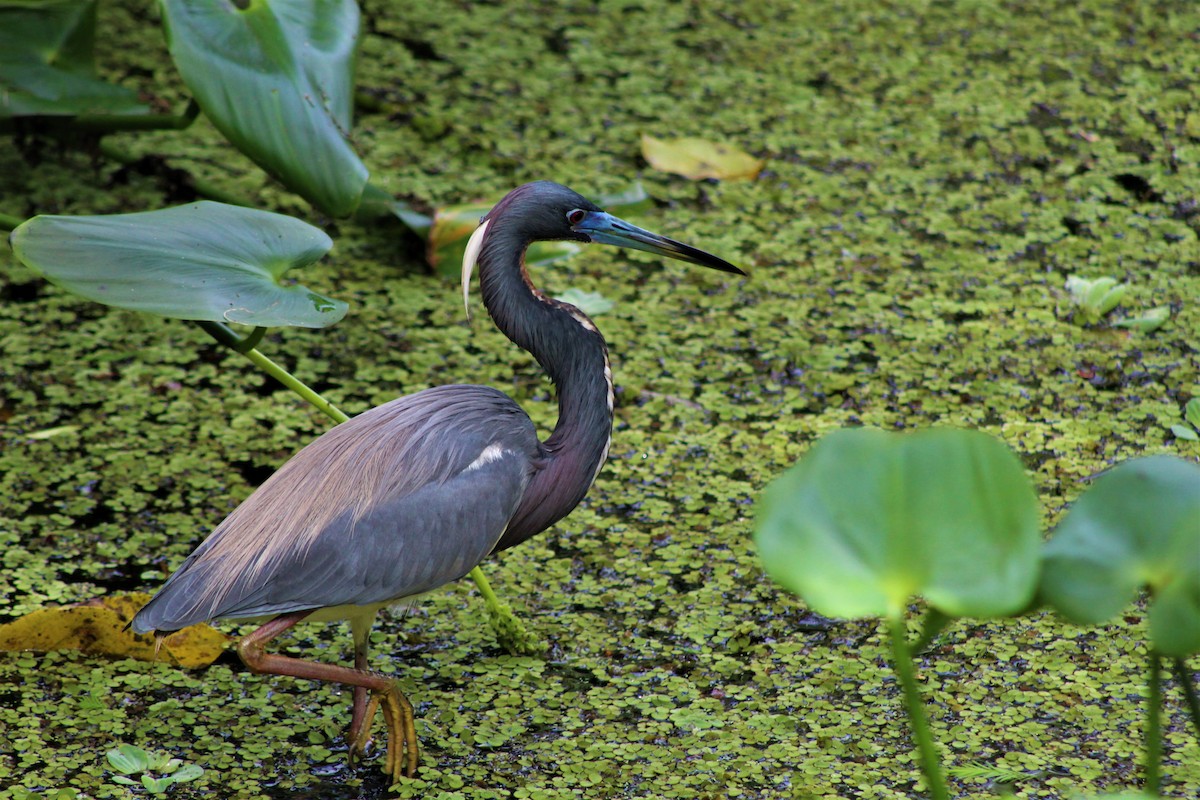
left=1065, top=276, right=1128, bottom=325
left=106, top=742, right=203, bottom=794
left=756, top=426, right=1200, bottom=798
left=3, top=0, right=371, bottom=217
left=756, top=427, right=1042, bottom=800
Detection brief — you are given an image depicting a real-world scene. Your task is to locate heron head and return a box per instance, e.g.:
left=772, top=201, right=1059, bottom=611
left=462, top=181, right=744, bottom=318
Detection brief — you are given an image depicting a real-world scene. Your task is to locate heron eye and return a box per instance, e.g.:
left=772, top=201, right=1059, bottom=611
left=566, top=209, right=587, bottom=226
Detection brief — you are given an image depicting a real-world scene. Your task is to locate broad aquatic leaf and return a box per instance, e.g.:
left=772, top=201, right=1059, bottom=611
left=1041, top=456, right=1200, bottom=656
left=160, top=0, right=368, bottom=216
left=1171, top=424, right=1199, bottom=442
left=107, top=744, right=151, bottom=775
left=0, top=593, right=228, bottom=668
left=755, top=427, right=1041, bottom=620
left=1184, top=397, right=1200, bottom=430
left=10, top=202, right=346, bottom=328
left=1112, top=305, right=1170, bottom=333
left=168, top=763, right=204, bottom=783
left=0, top=0, right=149, bottom=120
left=641, top=134, right=764, bottom=181
left=597, top=181, right=653, bottom=217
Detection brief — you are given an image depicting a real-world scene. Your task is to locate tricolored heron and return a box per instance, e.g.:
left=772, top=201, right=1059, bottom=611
left=131, top=181, right=742, bottom=781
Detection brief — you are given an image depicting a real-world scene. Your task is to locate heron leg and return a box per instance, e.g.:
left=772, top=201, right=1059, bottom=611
left=347, top=611, right=376, bottom=760
left=236, top=611, right=418, bottom=781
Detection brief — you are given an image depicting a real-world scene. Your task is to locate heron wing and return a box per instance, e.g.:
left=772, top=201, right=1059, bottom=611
left=132, top=385, right=540, bottom=633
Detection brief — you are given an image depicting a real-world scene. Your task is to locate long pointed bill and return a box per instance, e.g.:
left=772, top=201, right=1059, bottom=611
left=572, top=211, right=745, bottom=275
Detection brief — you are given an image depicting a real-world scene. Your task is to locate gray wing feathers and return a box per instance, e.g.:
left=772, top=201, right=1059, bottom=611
left=132, top=385, right=538, bottom=633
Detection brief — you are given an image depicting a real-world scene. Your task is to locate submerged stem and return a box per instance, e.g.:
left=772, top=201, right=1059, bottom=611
left=1146, top=650, right=1162, bottom=795
left=888, top=615, right=950, bottom=800
left=1172, top=656, right=1200, bottom=740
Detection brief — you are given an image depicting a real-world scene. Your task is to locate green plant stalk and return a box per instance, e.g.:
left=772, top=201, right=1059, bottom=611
left=196, top=322, right=540, bottom=655
left=912, top=607, right=951, bottom=654
left=0, top=211, right=23, bottom=231
left=71, top=99, right=200, bottom=132
left=888, top=615, right=950, bottom=800
left=239, top=345, right=349, bottom=424
left=1173, top=657, right=1200, bottom=739
left=1146, top=651, right=1162, bottom=795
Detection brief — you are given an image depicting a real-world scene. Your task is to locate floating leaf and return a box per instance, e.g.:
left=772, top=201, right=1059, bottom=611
left=1040, top=456, right=1200, bottom=656
left=1171, top=424, right=1199, bottom=442
left=25, top=424, right=80, bottom=440
left=10, top=202, right=346, bottom=328
left=641, top=134, right=764, bottom=181
left=755, top=427, right=1041, bottom=620
left=0, top=0, right=149, bottom=121
left=107, top=744, right=152, bottom=775
left=0, top=593, right=228, bottom=668
left=1112, top=305, right=1170, bottom=332
left=596, top=181, right=653, bottom=216
left=1065, top=275, right=1127, bottom=323
left=160, top=0, right=368, bottom=216
left=555, top=288, right=614, bottom=316
left=1185, top=397, right=1200, bottom=430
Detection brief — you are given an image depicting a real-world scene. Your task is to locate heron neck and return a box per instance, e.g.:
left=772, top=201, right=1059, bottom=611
left=477, top=226, right=613, bottom=550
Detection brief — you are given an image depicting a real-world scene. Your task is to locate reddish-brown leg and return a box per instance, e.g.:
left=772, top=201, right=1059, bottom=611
left=236, top=610, right=419, bottom=781
left=346, top=612, right=375, bottom=759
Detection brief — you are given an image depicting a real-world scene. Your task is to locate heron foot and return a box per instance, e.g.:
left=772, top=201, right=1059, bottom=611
left=352, top=682, right=418, bottom=782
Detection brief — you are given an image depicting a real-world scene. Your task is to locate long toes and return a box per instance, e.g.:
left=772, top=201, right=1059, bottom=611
left=378, top=686, right=419, bottom=782
left=347, top=693, right=382, bottom=764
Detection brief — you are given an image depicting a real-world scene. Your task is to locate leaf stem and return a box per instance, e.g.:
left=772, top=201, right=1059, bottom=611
left=912, top=607, right=951, bottom=654
left=0, top=211, right=23, bottom=231
left=1146, top=650, right=1162, bottom=795
left=888, top=615, right=950, bottom=800
left=240, top=347, right=348, bottom=424
left=71, top=99, right=200, bottom=132
left=1172, top=656, right=1200, bottom=739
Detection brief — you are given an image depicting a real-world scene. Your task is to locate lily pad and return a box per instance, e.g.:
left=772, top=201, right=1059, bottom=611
left=641, top=134, right=764, bottom=181
left=755, top=427, right=1041, bottom=620
left=159, top=0, right=368, bottom=216
left=1040, top=456, right=1200, bottom=656
left=9, top=201, right=346, bottom=328
left=0, top=0, right=149, bottom=120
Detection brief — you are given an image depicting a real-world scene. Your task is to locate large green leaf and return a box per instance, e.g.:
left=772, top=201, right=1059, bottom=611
left=755, top=427, right=1041, bottom=620
left=0, top=0, right=149, bottom=119
left=159, top=0, right=368, bottom=216
left=1041, top=456, right=1200, bottom=656
left=9, top=202, right=346, bottom=328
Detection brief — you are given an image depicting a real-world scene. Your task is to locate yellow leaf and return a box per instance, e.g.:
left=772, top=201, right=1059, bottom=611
left=0, top=593, right=228, bottom=669
left=427, top=202, right=492, bottom=276
left=640, top=135, right=764, bottom=181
